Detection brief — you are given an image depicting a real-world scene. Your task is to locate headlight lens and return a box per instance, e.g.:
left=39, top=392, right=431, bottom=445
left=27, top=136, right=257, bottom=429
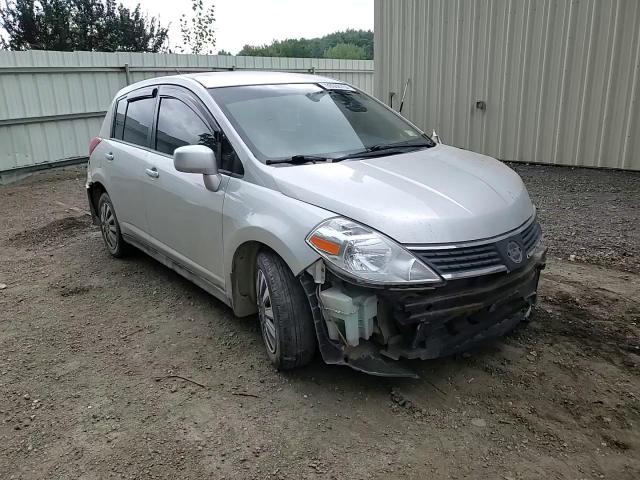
left=306, top=217, right=442, bottom=284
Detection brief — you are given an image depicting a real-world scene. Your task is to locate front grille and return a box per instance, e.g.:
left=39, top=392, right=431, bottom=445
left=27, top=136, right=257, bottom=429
left=414, top=244, right=503, bottom=276
left=522, top=219, right=542, bottom=254
left=410, top=217, right=542, bottom=280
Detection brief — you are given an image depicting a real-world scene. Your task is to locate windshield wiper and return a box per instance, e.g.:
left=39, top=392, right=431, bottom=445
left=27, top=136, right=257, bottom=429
left=265, top=155, right=330, bottom=165
left=333, top=140, right=435, bottom=162
left=266, top=140, right=435, bottom=165
left=368, top=141, right=435, bottom=152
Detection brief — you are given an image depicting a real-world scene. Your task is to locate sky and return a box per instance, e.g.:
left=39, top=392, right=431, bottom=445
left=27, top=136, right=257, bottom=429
left=124, top=0, right=374, bottom=54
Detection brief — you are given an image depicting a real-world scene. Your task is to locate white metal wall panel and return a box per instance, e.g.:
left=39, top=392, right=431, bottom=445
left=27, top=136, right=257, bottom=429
left=374, top=0, right=640, bottom=171
left=0, top=51, right=374, bottom=173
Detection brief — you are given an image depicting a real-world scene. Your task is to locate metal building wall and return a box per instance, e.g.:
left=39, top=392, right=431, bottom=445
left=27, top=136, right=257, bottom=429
left=0, top=51, right=374, bottom=175
left=374, top=0, right=640, bottom=171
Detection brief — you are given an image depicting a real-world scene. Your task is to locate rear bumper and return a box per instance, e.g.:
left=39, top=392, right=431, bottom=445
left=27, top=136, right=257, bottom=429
left=86, top=185, right=100, bottom=225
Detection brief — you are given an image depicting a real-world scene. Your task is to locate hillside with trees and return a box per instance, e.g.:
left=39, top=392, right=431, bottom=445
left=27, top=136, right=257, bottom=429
left=238, top=29, right=373, bottom=60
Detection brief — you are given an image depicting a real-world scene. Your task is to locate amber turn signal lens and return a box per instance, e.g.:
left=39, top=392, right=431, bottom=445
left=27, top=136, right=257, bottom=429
left=309, top=235, right=341, bottom=256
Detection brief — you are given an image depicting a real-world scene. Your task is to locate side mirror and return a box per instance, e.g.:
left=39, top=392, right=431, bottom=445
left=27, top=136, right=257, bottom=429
left=174, top=145, right=221, bottom=192
left=431, top=130, right=441, bottom=144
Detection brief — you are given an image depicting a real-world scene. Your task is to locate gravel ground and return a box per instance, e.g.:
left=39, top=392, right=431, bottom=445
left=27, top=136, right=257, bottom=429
left=509, top=163, right=640, bottom=274
left=0, top=164, right=639, bottom=479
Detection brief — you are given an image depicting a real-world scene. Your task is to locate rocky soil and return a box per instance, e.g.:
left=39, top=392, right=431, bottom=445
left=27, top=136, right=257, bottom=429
left=1, top=165, right=638, bottom=479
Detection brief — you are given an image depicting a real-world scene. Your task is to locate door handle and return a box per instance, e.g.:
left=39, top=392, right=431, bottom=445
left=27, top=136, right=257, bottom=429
left=145, top=167, right=159, bottom=178
left=105, top=152, right=114, bottom=161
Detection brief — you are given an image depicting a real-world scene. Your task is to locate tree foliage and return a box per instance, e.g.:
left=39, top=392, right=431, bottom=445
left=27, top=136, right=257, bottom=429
left=323, top=42, right=367, bottom=60
left=0, top=0, right=169, bottom=52
left=238, top=29, right=373, bottom=60
left=179, top=0, right=215, bottom=54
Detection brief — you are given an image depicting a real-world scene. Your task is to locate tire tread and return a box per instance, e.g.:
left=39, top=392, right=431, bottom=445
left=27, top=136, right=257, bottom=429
left=257, top=250, right=316, bottom=370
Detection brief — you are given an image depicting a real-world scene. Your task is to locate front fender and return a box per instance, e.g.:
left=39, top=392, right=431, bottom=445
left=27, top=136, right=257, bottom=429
left=223, top=177, right=335, bottom=292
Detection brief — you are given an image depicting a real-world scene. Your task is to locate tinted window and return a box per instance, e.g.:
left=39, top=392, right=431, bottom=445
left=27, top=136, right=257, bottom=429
left=156, top=97, right=215, bottom=155
left=123, top=97, right=155, bottom=147
left=112, top=98, right=126, bottom=139
left=220, top=135, right=243, bottom=175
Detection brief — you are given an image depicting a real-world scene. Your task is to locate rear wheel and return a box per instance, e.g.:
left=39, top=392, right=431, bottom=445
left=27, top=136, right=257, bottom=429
left=256, top=250, right=316, bottom=370
left=98, top=192, right=129, bottom=258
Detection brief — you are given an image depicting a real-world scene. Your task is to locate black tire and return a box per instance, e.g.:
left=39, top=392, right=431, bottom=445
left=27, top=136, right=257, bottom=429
left=97, top=192, right=129, bottom=258
left=255, top=250, right=317, bottom=370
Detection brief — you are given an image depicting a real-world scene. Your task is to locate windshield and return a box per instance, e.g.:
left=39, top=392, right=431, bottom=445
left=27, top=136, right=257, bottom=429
left=208, top=83, right=430, bottom=163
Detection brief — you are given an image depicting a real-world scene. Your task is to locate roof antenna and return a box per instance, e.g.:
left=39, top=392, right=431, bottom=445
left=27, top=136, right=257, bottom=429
left=399, top=78, right=410, bottom=113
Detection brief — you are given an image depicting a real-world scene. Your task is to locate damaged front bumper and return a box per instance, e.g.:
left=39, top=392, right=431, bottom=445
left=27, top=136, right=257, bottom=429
left=301, top=247, right=547, bottom=378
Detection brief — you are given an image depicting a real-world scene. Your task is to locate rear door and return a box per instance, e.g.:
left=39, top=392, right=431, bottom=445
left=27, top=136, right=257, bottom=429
left=103, top=87, right=157, bottom=236
left=142, top=85, right=242, bottom=289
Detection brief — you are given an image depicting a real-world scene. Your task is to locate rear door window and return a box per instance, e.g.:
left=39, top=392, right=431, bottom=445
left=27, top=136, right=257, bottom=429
left=122, top=97, right=155, bottom=147
left=112, top=98, right=126, bottom=139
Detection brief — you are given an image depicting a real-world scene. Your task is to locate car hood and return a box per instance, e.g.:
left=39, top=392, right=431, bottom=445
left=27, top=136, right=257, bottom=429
left=269, top=144, right=534, bottom=245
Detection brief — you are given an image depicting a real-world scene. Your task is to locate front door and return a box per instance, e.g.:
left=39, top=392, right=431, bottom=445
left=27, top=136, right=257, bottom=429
left=142, top=88, right=230, bottom=289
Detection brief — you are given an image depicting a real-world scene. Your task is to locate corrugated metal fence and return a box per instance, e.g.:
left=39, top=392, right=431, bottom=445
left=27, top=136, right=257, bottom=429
left=375, top=0, right=640, bottom=171
left=0, top=51, right=374, bottom=177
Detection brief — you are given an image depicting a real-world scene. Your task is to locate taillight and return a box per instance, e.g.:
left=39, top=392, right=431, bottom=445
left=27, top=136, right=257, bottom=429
left=89, top=137, right=102, bottom=156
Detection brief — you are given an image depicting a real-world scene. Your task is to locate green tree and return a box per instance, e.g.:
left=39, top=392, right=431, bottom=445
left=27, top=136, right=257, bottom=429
left=1, top=0, right=71, bottom=50
left=0, top=0, right=168, bottom=51
left=323, top=43, right=367, bottom=60
left=238, top=29, right=373, bottom=60
left=179, top=0, right=215, bottom=54
left=317, top=30, right=373, bottom=58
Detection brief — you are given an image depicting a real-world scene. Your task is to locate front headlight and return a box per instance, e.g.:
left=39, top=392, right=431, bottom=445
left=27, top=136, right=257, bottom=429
left=306, top=217, right=442, bottom=285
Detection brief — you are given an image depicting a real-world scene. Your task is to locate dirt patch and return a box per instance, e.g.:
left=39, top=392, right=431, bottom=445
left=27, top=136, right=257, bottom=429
left=7, top=216, right=91, bottom=248
left=1, top=165, right=639, bottom=479
left=57, top=284, right=94, bottom=297
left=541, top=284, right=640, bottom=355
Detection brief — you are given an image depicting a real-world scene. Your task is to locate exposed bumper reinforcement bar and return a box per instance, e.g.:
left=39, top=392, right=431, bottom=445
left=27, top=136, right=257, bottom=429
left=381, top=255, right=544, bottom=361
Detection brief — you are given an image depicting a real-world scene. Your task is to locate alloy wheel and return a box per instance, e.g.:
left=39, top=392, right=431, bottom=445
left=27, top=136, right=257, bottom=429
left=256, top=269, right=277, bottom=354
left=100, top=201, right=118, bottom=251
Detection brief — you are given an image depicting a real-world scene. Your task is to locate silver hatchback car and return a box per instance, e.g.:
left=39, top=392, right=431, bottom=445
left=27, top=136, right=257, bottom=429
left=87, top=71, right=546, bottom=377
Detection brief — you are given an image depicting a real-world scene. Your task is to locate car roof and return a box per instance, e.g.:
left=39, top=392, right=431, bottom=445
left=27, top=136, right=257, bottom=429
left=113, top=71, right=349, bottom=101
left=185, top=70, right=341, bottom=88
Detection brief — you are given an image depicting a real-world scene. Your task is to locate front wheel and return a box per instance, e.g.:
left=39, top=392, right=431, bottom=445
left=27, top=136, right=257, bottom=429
left=256, top=251, right=316, bottom=370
